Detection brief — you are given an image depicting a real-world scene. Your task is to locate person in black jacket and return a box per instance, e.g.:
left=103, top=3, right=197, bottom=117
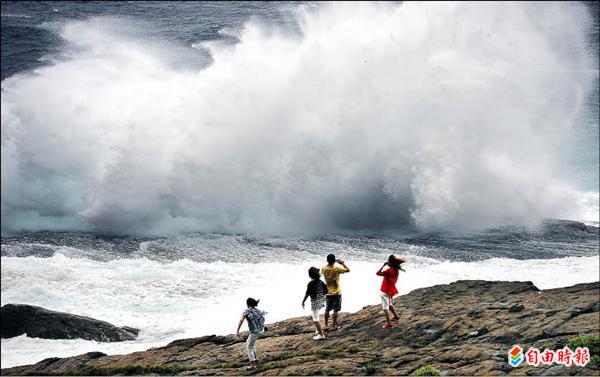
left=302, top=266, right=328, bottom=340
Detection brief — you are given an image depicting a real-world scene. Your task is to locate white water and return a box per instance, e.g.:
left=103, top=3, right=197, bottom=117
left=2, top=252, right=599, bottom=368
left=578, top=191, right=600, bottom=226
left=1, top=2, right=597, bottom=235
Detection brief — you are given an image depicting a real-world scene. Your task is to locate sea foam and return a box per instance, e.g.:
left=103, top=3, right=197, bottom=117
left=2, top=252, right=598, bottom=367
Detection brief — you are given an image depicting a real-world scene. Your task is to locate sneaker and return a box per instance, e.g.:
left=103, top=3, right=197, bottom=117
left=382, top=323, right=393, bottom=329
left=313, top=334, right=326, bottom=340
left=391, top=316, right=400, bottom=321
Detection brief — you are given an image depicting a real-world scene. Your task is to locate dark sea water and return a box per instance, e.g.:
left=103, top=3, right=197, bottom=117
left=1, top=1, right=300, bottom=80
left=1, top=1, right=599, bottom=368
left=1, top=219, right=599, bottom=263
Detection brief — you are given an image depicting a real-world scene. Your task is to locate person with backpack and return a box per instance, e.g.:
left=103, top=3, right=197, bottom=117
left=302, top=266, right=328, bottom=340
left=377, top=255, right=405, bottom=329
left=236, top=297, right=267, bottom=369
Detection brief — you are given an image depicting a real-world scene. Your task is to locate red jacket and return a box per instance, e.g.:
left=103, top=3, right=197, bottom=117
left=377, top=268, right=399, bottom=296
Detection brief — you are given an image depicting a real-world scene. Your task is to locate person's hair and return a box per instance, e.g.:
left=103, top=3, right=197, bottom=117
left=388, top=255, right=400, bottom=268
left=246, top=297, right=260, bottom=307
left=327, top=254, right=336, bottom=265
left=388, top=255, right=405, bottom=272
left=308, top=266, right=320, bottom=279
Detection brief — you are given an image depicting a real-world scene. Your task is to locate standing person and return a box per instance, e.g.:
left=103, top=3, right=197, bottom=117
left=377, top=255, right=405, bottom=329
left=302, top=266, right=328, bottom=340
left=236, top=297, right=267, bottom=369
left=321, top=254, right=350, bottom=331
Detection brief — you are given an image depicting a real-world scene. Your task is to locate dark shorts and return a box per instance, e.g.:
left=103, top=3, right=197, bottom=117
left=325, top=294, right=342, bottom=312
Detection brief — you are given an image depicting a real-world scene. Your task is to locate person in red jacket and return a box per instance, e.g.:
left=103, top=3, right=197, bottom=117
left=376, top=254, right=405, bottom=329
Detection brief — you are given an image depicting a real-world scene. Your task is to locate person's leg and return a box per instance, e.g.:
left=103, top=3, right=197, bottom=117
left=312, top=309, right=324, bottom=336
left=390, top=304, right=399, bottom=320
left=381, top=293, right=392, bottom=328
left=246, top=333, right=258, bottom=366
left=324, top=296, right=332, bottom=330
left=383, top=308, right=391, bottom=325
left=254, top=333, right=261, bottom=365
left=314, top=320, right=324, bottom=336
left=332, top=294, right=341, bottom=329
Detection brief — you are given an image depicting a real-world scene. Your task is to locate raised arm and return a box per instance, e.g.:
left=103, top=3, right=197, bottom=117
left=376, top=261, right=389, bottom=276
left=236, top=314, right=245, bottom=336
left=337, top=259, right=350, bottom=272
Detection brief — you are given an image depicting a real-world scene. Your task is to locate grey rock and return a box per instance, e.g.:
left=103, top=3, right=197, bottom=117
left=121, top=326, right=140, bottom=336
left=1, top=304, right=139, bottom=342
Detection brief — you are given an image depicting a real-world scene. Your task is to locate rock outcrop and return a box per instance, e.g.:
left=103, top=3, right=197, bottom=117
left=0, top=304, right=139, bottom=342
left=2, top=280, right=598, bottom=376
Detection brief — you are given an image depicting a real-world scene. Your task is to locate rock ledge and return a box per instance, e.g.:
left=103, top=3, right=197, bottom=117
left=2, top=280, right=598, bottom=376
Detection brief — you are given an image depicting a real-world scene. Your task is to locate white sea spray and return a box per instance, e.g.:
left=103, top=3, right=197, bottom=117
left=1, top=2, right=597, bottom=234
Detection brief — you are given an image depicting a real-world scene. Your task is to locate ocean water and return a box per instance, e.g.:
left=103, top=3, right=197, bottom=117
left=1, top=1, right=599, bottom=368
left=1, top=228, right=599, bottom=367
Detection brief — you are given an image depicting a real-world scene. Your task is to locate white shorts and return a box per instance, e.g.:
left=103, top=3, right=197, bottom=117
left=380, top=292, right=393, bottom=310
left=311, top=308, right=321, bottom=321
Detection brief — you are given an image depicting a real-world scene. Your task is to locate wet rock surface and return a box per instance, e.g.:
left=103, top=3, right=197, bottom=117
left=1, top=304, right=139, bottom=342
left=2, top=280, right=598, bottom=376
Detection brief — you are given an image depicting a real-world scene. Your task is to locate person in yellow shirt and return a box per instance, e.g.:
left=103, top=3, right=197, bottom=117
left=321, top=254, right=350, bottom=331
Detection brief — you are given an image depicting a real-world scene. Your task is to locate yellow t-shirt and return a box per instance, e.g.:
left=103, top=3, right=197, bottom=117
left=322, top=265, right=347, bottom=295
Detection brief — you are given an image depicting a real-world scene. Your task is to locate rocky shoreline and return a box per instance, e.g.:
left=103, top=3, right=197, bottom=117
left=2, top=280, right=599, bottom=376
